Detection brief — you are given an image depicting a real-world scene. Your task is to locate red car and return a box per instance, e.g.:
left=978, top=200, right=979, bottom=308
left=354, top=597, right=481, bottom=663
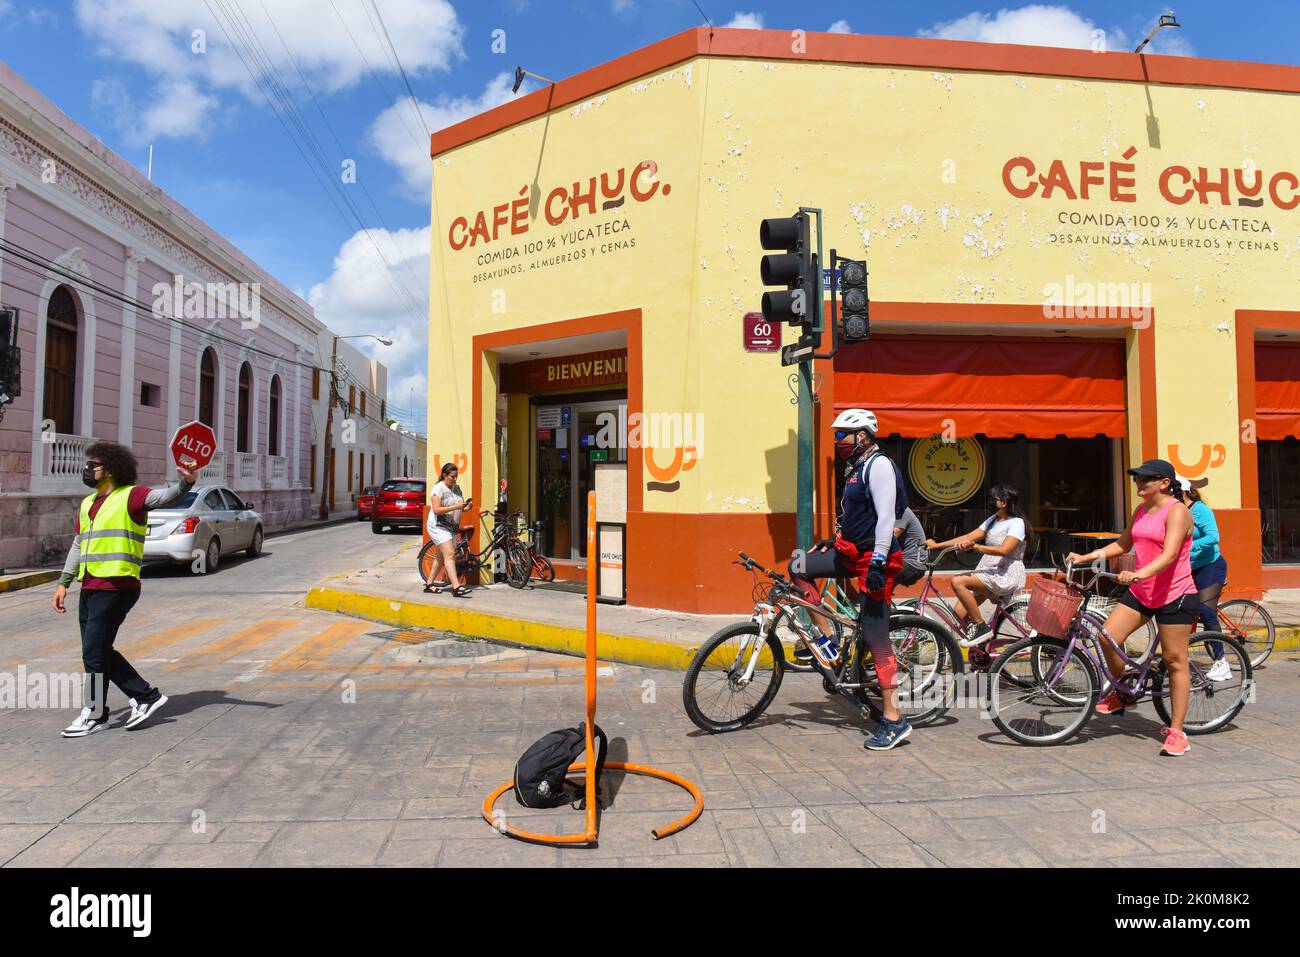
left=356, top=485, right=380, bottom=521
left=371, top=478, right=426, bottom=534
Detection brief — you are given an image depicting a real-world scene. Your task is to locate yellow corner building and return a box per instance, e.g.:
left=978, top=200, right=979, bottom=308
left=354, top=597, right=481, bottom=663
left=426, top=26, right=1300, bottom=613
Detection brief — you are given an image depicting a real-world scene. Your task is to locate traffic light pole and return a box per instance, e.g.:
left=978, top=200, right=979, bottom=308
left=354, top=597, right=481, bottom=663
left=795, top=207, right=823, bottom=553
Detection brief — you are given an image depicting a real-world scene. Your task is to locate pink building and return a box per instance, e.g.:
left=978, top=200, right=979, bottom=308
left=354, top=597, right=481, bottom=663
left=0, top=62, right=330, bottom=569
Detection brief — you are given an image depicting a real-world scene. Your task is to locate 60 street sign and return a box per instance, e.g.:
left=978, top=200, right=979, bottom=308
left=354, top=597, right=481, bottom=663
left=743, top=312, right=779, bottom=353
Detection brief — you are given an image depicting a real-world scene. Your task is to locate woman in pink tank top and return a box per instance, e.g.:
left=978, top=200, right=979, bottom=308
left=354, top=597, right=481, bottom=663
left=1066, top=459, right=1197, bottom=757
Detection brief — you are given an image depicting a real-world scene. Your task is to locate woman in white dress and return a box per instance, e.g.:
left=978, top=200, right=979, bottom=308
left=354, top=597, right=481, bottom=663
left=924, top=483, right=1029, bottom=648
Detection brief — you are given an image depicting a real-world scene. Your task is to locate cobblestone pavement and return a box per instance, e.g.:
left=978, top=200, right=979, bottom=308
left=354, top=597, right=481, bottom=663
left=0, top=525, right=1296, bottom=867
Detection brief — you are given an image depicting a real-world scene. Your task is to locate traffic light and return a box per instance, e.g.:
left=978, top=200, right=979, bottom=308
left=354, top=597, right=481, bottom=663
left=759, top=213, right=814, bottom=331
left=838, top=259, right=869, bottom=343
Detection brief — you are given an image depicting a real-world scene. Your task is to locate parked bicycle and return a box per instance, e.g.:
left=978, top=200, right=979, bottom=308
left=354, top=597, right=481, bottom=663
left=682, top=551, right=963, bottom=733
left=985, top=560, right=1252, bottom=746
left=417, top=509, right=531, bottom=590
left=518, top=519, right=556, bottom=583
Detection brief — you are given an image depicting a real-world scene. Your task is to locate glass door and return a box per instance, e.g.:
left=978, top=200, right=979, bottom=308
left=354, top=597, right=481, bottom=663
left=574, top=402, right=627, bottom=559
left=535, top=406, right=571, bottom=560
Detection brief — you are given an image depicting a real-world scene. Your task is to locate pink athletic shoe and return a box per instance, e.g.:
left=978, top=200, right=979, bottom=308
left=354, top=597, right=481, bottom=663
left=1160, top=726, right=1190, bottom=757
left=1095, top=689, right=1126, bottom=714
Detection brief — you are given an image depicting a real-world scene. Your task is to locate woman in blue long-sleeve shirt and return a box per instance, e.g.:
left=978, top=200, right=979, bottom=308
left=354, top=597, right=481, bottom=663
left=1179, top=475, right=1232, bottom=679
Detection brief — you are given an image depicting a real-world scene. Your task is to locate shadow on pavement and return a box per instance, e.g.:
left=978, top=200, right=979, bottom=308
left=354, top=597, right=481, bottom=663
left=130, top=689, right=280, bottom=725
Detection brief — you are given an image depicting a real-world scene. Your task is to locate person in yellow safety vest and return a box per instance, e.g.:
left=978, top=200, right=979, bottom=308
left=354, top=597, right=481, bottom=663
left=51, top=442, right=197, bottom=738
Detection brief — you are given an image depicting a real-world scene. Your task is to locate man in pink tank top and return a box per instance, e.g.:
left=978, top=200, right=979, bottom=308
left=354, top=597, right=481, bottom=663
left=1067, top=459, right=1198, bottom=757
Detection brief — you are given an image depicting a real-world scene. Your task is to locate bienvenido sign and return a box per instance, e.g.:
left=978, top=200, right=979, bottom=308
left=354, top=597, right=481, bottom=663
left=501, top=349, right=629, bottom=395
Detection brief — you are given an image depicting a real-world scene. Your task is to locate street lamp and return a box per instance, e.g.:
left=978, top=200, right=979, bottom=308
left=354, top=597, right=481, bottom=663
left=512, top=66, right=554, bottom=94
left=1135, top=12, right=1180, bottom=53
left=319, top=333, right=392, bottom=520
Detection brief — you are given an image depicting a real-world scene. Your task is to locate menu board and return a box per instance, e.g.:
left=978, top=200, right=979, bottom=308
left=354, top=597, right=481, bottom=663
left=594, top=462, right=627, bottom=525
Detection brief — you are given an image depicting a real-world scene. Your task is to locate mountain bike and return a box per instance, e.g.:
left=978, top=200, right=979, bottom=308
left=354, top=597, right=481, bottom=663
left=417, top=510, right=531, bottom=589
left=985, top=560, right=1252, bottom=746
left=682, top=551, right=963, bottom=733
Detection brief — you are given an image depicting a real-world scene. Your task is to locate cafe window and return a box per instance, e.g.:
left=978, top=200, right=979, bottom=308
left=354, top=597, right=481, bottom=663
left=836, top=434, right=1122, bottom=570
left=1259, top=439, right=1300, bottom=564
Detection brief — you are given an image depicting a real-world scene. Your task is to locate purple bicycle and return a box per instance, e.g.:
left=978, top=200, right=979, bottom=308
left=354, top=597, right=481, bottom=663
left=986, top=560, right=1253, bottom=746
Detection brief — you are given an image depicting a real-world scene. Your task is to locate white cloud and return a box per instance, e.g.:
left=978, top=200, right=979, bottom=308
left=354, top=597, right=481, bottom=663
left=74, top=0, right=464, bottom=140
left=611, top=0, right=635, bottom=12
left=918, top=6, right=1196, bottom=56
left=368, top=73, right=518, bottom=199
left=919, top=4, right=1118, bottom=50
left=827, top=19, right=852, bottom=34
left=723, top=12, right=765, bottom=29
left=308, top=226, right=431, bottom=430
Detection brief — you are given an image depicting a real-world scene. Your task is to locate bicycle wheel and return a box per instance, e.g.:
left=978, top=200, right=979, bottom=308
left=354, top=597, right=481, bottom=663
left=1152, top=632, right=1252, bottom=734
left=504, top=541, right=531, bottom=588
left=530, top=549, right=556, bottom=583
left=987, top=636, right=1099, bottom=746
left=682, top=623, right=784, bottom=732
left=855, top=614, right=963, bottom=728
left=1216, top=599, right=1275, bottom=668
left=417, top=539, right=441, bottom=586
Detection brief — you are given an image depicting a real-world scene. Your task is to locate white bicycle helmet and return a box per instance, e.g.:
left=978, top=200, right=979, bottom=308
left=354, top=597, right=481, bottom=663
left=831, top=408, right=878, bottom=436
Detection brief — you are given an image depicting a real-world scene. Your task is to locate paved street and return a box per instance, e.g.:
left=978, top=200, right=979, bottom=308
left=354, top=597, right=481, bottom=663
left=0, top=522, right=1297, bottom=867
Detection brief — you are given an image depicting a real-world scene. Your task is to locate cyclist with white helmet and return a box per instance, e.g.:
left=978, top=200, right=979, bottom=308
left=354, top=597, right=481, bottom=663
left=790, top=408, right=912, bottom=751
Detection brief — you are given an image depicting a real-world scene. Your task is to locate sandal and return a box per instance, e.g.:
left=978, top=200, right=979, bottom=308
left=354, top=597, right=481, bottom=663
left=452, top=585, right=471, bottom=598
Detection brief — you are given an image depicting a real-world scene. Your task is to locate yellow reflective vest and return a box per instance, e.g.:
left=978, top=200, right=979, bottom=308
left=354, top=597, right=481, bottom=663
left=77, top=486, right=146, bottom=581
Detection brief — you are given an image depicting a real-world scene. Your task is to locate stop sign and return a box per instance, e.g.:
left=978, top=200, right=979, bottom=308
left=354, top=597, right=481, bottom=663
left=171, top=420, right=217, bottom=471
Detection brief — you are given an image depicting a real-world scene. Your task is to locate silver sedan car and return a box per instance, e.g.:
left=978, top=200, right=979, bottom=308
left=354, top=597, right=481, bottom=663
left=142, top=485, right=264, bottom=574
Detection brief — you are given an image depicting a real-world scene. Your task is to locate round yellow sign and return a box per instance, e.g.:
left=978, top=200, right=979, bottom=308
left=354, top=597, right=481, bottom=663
left=908, top=436, right=986, bottom=505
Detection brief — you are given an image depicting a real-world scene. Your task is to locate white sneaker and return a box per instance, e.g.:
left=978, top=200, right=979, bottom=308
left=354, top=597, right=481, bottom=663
left=1206, top=659, right=1232, bottom=682
left=61, top=707, right=109, bottom=738
left=124, top=694, right=169, bottom=730
left=958, top=622, right=994, bottom=649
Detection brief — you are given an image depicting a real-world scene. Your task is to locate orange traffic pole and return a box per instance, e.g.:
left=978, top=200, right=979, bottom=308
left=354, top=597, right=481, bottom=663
left=483, top=491, right=703, bottom=845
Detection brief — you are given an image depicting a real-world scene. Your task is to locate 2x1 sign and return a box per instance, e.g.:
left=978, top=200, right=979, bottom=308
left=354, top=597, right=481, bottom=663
left=170, top=420, right=217, bottom=471
left=743, top=312, right=779, bottom=353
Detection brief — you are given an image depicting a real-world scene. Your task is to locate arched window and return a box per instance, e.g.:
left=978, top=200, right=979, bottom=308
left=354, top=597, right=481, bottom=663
left=268, top=374, right=281, bottom=456
left=199, top=347, right=217, bottom=428
left=237, top=362, right=252, bottom=452
left=43, top=285, right=79, bottom=434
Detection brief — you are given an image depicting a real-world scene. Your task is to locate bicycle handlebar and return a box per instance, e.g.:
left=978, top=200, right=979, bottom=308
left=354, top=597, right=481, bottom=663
left=924, top=545, right=959, bottom=567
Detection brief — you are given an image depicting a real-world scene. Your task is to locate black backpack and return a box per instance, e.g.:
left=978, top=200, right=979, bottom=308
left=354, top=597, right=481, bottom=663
left=514, top=722, right=607, bottom=809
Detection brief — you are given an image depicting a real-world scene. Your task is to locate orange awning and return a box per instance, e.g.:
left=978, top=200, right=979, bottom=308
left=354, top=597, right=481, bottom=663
left=834, top=336, right=1127, bottom=439
left=1256, top=344, right=1300, bottom=440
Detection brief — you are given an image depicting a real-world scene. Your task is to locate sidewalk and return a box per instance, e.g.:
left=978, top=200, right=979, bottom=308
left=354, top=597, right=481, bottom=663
left=307, top=549, right=1300, bottom=670
left=306, top=542, right=736, bottom=670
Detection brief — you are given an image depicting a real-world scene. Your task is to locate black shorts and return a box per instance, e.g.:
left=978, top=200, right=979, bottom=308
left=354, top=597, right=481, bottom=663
left=1116, top=590, right=1199, bottom=625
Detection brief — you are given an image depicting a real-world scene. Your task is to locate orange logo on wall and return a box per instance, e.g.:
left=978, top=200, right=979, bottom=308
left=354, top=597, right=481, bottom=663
left=1167, top=443, right=1226, bottom=479
left=644, top=445, right=698, bottom=494
left=433, top=453, right=468, bottom=475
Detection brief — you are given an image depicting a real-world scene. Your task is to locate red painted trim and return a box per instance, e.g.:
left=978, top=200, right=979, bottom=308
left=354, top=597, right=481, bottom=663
left=1235, top=310, right=1300, bottom=511
left=432, top=27, right=1300, bottom=157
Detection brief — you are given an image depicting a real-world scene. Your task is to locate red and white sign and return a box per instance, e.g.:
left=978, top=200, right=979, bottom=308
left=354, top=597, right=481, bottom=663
left=743, top=312, right=779, bottom=353
left=170, top=420, right=217, bottom=471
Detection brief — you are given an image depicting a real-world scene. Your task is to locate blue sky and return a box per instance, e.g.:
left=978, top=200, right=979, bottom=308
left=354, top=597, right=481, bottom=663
left=0, top=0, right=1295, bottom=427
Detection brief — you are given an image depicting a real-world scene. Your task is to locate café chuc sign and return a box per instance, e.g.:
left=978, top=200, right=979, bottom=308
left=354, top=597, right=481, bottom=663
left=502, top=349, right=629, bottom=395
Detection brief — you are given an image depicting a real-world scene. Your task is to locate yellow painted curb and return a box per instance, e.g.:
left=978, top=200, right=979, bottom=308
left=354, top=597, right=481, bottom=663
left=0, top=570, right=59, bottom=594
left=306, top=585, right=702, bottom=671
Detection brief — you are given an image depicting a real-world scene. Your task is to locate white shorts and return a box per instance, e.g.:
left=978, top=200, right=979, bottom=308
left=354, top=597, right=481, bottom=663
left=427, top=526, right=453, bottom=546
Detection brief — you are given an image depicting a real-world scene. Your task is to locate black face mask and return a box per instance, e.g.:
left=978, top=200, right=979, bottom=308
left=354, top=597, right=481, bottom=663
left=82, top=465, right=100, bottom=489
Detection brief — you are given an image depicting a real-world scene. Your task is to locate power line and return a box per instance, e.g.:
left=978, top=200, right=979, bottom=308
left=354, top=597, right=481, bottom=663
left=327, top=0, right=424, bottom=152
left=365, top=0, right=432, bottom=140
left=203, top=0, right=429, bottom=326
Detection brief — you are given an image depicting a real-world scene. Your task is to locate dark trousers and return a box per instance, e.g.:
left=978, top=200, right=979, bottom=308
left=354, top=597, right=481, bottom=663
left=78, top=589, right=157, bottom=719
left=1192, top=557, right=1228, bottom=659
